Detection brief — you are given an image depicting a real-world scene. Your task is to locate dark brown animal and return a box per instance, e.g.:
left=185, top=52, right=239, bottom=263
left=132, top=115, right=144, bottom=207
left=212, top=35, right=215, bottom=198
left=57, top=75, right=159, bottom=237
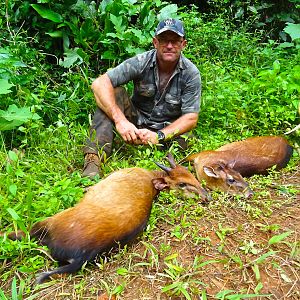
left=182, top=136, right=293, bottom=197
left=8, top=154, right=208, bottom=283
left=216, top=136, right=293, bottom=176
left=182, top=151, right=254, bottom=197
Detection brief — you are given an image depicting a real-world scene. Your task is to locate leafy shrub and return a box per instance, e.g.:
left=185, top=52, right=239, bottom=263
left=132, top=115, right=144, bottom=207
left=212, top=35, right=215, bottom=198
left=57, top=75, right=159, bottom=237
left=182, top=9, right=299, bottom=145
left=3, top=0, right=179, bottom=68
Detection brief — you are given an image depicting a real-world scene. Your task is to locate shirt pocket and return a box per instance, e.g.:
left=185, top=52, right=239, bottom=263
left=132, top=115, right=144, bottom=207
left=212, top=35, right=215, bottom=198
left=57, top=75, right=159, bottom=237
left=164, top=93, right=181, bottom=117
left=165, top=92, right=181, bottom=104
left=137, top=83, right=156, bottom=97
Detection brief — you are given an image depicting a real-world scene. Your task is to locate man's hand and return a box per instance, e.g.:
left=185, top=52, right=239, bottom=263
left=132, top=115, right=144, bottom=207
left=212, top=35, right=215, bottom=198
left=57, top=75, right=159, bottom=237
left=138, top=129, right=159, bottom=145
left=115, top=119, right=141, bottom=144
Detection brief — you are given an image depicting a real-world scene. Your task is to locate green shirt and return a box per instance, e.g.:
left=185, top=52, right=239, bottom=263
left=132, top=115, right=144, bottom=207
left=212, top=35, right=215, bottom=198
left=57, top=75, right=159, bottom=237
left=107, top=49, right=201, bottom=130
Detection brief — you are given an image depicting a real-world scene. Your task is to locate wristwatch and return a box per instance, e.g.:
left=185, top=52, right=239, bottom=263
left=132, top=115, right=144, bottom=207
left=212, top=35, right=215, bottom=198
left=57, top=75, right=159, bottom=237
left=157, top=130, right=165, bottom=142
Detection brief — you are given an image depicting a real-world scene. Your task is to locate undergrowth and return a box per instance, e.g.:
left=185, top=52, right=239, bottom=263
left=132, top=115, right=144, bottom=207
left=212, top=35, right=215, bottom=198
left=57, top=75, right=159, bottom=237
left=0, top=2, right=299, bottom=300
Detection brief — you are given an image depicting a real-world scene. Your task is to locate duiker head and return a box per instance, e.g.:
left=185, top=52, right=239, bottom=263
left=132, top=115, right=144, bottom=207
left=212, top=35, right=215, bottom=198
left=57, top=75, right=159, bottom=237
left=153, top=153, right=210, bottom=202
left=202, top=161, right=254, bottom=198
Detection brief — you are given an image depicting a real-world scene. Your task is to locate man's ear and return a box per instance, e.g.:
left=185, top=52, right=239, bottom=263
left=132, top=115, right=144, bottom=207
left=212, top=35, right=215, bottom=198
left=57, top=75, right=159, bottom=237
left=153, top=37, right=159, bottom=49
left=152, top=178, right=168, bottom=191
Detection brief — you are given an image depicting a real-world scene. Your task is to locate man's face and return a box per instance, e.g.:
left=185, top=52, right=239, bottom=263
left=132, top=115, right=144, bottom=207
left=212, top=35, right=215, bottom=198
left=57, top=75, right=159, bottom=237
left=153, top=31, right=187, bottom=64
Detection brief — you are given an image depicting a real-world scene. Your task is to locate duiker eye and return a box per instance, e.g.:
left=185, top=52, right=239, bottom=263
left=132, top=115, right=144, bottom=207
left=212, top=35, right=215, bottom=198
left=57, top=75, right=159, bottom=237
left=178, top=182, right=187, bottom=188
left=228, top=178, right=235, bottom=184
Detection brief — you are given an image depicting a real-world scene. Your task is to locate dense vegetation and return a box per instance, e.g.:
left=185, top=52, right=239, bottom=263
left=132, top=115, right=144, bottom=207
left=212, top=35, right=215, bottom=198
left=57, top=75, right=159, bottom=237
left=0, top=0, right=299, bottom=298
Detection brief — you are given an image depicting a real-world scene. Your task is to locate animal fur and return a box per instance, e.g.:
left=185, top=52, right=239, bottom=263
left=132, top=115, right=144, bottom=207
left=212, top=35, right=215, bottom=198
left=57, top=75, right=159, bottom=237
left=8, top=155, right=208, bottom=283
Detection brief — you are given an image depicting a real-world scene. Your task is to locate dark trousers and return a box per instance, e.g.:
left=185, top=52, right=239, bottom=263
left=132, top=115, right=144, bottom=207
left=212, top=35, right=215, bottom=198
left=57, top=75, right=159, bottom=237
left=83, top=87, right=190, bottom=157
left=83, top=87, right=137, bottom=156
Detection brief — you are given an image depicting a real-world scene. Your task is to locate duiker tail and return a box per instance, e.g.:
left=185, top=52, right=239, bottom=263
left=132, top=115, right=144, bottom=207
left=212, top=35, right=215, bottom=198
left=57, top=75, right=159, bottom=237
left=35, top=258, right=86, bottom=284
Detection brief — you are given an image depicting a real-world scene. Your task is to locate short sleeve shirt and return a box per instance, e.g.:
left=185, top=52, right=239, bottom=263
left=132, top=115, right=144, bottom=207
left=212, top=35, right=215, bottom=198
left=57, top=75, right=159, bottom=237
left=107, top=49, right=201, bottom=130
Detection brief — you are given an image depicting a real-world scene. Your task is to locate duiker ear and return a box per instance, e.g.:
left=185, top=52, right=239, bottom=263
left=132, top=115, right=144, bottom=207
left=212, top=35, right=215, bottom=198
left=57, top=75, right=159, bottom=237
left=152, top=178, right=169, bottom=191
left=203, top=166, right=220, bottom=178
left=227, top=160, right=236, bottom=169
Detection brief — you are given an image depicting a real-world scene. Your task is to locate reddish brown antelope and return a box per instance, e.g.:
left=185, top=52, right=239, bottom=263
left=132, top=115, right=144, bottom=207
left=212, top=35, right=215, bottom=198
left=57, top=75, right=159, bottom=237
left=7, top=154, right=208, bottom=283
left=182, top=136, right=293, bottom=196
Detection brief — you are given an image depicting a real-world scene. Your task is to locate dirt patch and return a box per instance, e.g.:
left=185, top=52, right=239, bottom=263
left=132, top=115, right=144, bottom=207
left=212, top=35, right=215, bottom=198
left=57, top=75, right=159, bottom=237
left=1, top=166, right=299, bottom=299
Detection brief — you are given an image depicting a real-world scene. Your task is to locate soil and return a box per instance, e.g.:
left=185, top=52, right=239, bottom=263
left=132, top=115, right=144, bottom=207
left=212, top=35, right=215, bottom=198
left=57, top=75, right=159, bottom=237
left=2, top=165, right=299, bottom=300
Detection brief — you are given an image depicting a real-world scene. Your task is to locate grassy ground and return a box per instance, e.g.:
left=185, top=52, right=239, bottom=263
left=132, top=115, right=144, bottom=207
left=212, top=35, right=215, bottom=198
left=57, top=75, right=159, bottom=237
left=1, top=8, right=299, bottom=299
left=0, top=134, right=299, bottom=299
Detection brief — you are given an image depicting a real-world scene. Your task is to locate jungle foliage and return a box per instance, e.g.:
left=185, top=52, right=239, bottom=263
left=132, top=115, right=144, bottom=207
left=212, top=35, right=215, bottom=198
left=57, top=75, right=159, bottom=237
left=0, top=0, right=299, bottom=298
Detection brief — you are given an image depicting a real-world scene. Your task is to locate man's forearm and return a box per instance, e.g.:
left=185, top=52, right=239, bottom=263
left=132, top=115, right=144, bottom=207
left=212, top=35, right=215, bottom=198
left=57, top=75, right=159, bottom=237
left=161, top=113, right=198, bottom=140
left=91, top=74, right=126, bottom=124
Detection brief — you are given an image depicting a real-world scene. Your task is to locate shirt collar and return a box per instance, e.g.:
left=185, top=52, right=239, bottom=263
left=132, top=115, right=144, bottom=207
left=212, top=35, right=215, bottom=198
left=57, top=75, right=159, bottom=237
left=151, top=50, right=185, bottom=70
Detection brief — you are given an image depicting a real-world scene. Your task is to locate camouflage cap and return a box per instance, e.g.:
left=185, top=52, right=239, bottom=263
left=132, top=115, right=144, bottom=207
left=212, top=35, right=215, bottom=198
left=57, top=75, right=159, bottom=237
left=155, top=19, right=185, bottom=37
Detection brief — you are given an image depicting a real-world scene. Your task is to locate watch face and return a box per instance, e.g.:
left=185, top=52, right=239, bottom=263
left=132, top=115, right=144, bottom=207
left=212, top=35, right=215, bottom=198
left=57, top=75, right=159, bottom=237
left=157, top=131, right=165, bottom=141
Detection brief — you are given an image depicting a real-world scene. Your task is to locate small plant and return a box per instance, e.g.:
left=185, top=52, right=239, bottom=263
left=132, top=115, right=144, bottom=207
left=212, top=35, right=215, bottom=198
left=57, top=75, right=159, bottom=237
left=215, top=289, right=271, bottom=300
left=239, top=240, right=259, bottom=255
left=0, top=277, right=40, bottom=300
left=268, top=231, right=293, bottom=246
left=160, top=254, right=206, bottom=299
left=216, top=224, right=235, bottom=252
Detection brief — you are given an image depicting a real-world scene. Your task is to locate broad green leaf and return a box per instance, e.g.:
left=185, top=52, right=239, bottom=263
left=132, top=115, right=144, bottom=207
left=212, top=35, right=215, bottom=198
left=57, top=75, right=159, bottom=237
left=249, top=6, right=258, bottom=14
left=99, top=0, right=112, bottom=13
left=0, top=79, right=14, bottom=94
left=278, top=42, right=295, bottom=48
left=253, top=251, right=277, bottom=264
left=6, top=208, right=27, bottom=233
left=235, top=7, right=244, bottom=18
left=284, top=23, right=300, bottom=41
left=116, top=268, right=128, bottom=275
left=31, top=4, right=63, bottom=23
left=8, top=150, right=18, bottom=162
left=110, top=14, right=125, bottom=32
left=140, top=1, right=153, bottom=23
left=11, top=277, right=17, bottom=300
left=0, top=290, right=8, bottom=300
left=157, top=4, right=178, bottom=21
left=101, top=50, right=115, bottom=60
left=0, top=105, right=40, bottom=131
left=46, top=30, right=63, bottom=38
left=0, top=48, right=27, bottom=68
left=268, top=231, right=293, bottom=245
left=59, top=48, right=83, bottom=68
left=9, top=184, right=17, bottom=196
left=130, top=29, right=144, bottom=41
left=7, top=208, right=20, bottom=220
left=112, top=284, right=125, bottom=295
left=273, top=60, right=280, bottom=72
left=0, top=105, right=40, bottom=122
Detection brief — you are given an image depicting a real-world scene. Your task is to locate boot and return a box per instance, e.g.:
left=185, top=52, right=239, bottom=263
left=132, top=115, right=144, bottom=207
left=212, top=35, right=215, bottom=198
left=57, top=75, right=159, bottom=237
left=82, top=153, right=101, bottom=178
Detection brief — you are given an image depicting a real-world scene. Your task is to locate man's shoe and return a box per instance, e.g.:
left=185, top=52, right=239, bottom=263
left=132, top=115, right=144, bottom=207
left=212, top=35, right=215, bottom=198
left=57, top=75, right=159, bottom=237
left=82, top=153, right=100, bottom=178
